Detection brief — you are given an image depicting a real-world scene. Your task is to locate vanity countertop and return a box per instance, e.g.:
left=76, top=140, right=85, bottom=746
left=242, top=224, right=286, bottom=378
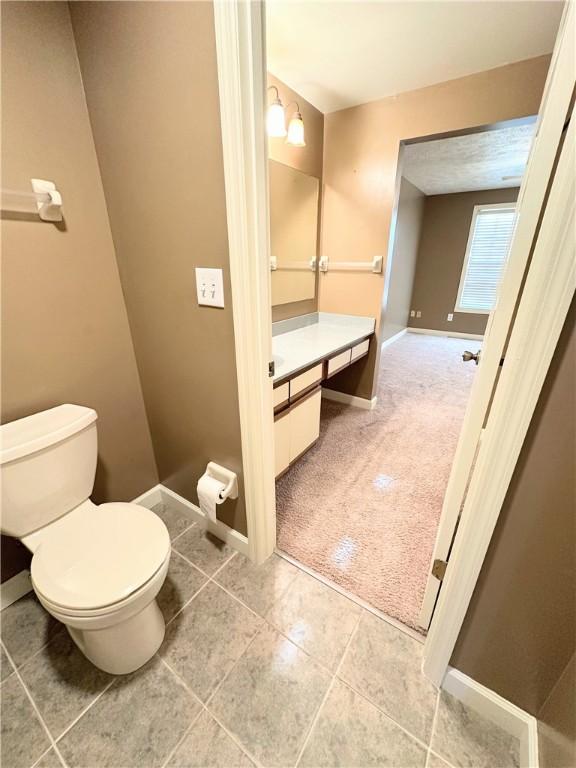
left=272, top=312, right=376, bottom=383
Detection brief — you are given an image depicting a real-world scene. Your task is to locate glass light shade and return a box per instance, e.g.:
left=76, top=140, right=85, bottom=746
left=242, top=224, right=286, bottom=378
left=286, top=111, right=305, bottom=147
left=267, top=100, right=287, bottom=137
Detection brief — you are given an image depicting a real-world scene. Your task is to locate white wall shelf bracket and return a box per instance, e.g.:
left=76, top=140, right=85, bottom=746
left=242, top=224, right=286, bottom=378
left=1, top=179, right=63, bottom=222
left=31, top=179, right=62, bottom=221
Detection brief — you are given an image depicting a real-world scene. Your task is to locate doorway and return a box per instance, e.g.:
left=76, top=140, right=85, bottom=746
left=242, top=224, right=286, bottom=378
left=274, top=119, right=535, bottom=632
left=213, top=0, right=574, bottom=685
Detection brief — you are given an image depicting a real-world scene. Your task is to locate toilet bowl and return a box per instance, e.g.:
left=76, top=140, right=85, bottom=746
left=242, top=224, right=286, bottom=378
left=29, top=500, right=171, bottom=674
left=0, top=404, right=171, bottom=675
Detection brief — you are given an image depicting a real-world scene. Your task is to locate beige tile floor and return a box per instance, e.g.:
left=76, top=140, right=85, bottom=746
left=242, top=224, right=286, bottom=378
left=1, top=503, right=521, bottom=768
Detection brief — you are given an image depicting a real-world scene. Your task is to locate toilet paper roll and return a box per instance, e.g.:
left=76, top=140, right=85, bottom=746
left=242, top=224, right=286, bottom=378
left=197, top=474, right=226, bottom=523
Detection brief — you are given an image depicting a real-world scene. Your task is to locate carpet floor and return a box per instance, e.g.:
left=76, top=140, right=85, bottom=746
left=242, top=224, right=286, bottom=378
left=276, top=333, right=477, bottom=631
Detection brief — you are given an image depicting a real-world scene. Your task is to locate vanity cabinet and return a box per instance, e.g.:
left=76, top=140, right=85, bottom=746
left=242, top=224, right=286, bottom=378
left=274, top=388, right=322, bottom=477
left=290, top=388, right=322, bottom=459
left=273, top=333, right=372, bottom=477
left=274, top=409, right=291, bottom=476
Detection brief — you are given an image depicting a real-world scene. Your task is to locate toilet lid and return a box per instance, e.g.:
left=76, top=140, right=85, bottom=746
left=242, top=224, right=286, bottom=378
left=31, top=503, right=170, bottom=611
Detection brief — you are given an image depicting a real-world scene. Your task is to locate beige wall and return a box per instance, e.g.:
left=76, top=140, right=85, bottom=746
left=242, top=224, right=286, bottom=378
left=320, top=56, right=550, bottom=399
left=268, top=73, right=324, bottom=323
left=409, top=187, right=519, bottom=336
left=452, top=299, right=575, bottom=718
left=1, top=2, right=159, bottom=578
left=538, top=653, right=576, bottom=768
left=70, top=1, right=246, bottom=533
left=381, top=177, right=425, bottom=342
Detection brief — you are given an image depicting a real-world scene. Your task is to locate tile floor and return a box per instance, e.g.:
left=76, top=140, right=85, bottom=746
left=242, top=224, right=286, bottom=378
left=1, top=503, right=521, bottom=768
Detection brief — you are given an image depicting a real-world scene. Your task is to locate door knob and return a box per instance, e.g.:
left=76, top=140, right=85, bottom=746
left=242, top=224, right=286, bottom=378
left=462, top=350, right=481, bottom=365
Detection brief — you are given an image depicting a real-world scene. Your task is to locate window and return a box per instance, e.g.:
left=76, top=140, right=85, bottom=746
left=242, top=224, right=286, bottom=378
left=455, top=203, right=517, bottom=314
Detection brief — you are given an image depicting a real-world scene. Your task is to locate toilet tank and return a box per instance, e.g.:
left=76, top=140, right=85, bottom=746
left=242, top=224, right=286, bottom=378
left=0, top=405, right=98, bottom=538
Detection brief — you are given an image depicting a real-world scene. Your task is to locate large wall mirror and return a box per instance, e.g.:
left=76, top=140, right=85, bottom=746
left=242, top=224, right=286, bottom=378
left=269, top=160, right=320, bottom=306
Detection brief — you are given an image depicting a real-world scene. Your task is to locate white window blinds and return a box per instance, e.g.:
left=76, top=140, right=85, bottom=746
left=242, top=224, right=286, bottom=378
left=456, top=204, right=517, bottom=313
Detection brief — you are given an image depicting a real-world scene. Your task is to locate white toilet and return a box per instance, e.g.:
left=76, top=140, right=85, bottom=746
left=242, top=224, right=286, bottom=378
left=0, top=404, right=171, bottom=675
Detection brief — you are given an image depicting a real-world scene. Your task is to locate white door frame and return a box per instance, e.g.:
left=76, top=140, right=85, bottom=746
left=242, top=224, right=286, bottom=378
left=423, top=111, right=575, bottom=683
left=213, top=0, right=276, bottom=564
left=214, top=0, right=575, bottom=685
left=418, top=0, right=575, bottom=631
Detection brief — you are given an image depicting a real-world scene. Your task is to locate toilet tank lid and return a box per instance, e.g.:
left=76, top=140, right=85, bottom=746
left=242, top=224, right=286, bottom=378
left=0, top=405, right=97, bottom=465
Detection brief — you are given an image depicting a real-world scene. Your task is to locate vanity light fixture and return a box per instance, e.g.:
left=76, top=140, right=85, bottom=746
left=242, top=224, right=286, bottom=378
left=286, top=102, right=306, bottom=147
left=266, top=86, right=287, bottom=138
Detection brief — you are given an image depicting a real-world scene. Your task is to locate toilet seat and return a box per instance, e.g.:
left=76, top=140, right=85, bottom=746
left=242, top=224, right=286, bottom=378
left=37, top=551, right=171, bottom=618
left=31, top=502, right=170, bottom=612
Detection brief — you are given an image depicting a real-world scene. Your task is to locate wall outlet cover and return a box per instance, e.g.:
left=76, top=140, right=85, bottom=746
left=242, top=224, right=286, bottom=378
left=447, top=313, right=454, bottom=321
left=410, top=310, right=415, bottom=318
left=195, top=267, right=224, bottom=308
left=416, top=310, right=422, bottom=318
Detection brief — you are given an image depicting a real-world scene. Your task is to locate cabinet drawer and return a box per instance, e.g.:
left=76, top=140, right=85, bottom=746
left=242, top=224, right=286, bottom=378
left=351, top=338, right=370, bottom=361
left=273, top=382, right=289, bottom=411
left=290, top=363, right=323, bottom=400
left=327, top=349, right=352, bottom=377
left=274, top=410, right=291, bottom=477
left=289, top=388, right=321, bottom=462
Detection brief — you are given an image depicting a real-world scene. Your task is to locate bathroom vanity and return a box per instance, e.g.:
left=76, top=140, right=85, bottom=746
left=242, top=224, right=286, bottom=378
left=272, top=312, right=375, bottom=477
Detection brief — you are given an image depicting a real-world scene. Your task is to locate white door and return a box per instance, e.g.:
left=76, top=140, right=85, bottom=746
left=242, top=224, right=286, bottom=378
left=418, top=2, right=575, bottom=630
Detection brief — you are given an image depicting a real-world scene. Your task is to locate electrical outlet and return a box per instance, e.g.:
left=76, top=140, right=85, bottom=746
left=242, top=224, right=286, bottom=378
left=416, top=310, right=422, bottom=318
left=410, top=310, right=415, bottom=318
left=195, top=267, right=224, bottom=308
left=447, top=313, right=454, bottom=322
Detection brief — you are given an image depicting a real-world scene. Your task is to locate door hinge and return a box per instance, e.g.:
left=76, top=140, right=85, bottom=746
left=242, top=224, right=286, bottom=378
left=268, top=360, right=275, bottom=378
left=432, top=559, right=448, bottom=581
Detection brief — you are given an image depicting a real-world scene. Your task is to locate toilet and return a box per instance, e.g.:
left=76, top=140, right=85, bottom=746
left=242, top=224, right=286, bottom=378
left=0, top=404, right=171, bottom=675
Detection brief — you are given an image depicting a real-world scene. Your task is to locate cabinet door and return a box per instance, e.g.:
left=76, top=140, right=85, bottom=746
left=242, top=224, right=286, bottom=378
left=274, top=411, right=291, bottom=477
left=351, top=338, right=370, bottom=361
left=290, top=363, right=323, bottom=399
left=327, top=348, right=352, bottom=377
left=289, top=388, right=321, bottom=463
left=273, top=382, right=289, bottom=411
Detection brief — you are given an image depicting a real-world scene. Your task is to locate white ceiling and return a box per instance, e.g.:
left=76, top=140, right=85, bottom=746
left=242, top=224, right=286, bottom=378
left=266, top=1, right=563, bottom=114
left=402, top=121, right=536, bottom=195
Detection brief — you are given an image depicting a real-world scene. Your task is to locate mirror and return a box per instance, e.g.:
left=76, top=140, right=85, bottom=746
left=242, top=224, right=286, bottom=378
left=269, top=160, right=320, bottom=306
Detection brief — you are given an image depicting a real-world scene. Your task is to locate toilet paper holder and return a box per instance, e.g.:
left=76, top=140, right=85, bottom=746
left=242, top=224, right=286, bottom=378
left=205, top=462, right=238, bottom=502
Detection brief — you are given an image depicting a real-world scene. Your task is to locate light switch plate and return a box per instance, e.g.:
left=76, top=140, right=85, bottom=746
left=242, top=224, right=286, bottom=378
left=195, top=267, right=224, bottom=308
left=410, top=310, right=415, bottom=318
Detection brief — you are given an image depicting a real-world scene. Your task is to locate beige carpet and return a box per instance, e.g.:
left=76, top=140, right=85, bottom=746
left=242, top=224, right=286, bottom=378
left=276, top=333, right=477, bottom=631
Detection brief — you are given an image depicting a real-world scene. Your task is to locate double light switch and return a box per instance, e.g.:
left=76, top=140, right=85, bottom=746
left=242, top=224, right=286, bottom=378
left=195, top=267, right=224, bottom=308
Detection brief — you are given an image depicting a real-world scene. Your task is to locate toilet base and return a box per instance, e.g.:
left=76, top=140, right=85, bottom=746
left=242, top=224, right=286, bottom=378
left=67, top=598, right=165, bottom=675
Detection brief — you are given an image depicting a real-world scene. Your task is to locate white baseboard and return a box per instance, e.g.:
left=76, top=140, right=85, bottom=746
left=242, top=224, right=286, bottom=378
left=137, top=484, right=249, bottom=557
left=443, top=667, right=538, bottom=768
left=322, top=388, right=378, bottom=410
left=132, top=483, right=164, bottom=507
left=408, top=327, right=484, bottom=341
left=1, top=570, right=33, bottom=610
left=380, top=328, right=407, bottom=349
